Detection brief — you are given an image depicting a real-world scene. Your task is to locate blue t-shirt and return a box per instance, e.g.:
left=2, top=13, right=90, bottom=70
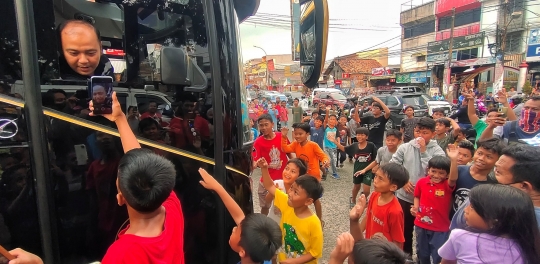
left=451, top=165, right=495, bottom=217
left=502, top=120, right=540, bottom=143
left=310, top=126, right=325, bottom=150
left=324, top=126, right=337, bottom=149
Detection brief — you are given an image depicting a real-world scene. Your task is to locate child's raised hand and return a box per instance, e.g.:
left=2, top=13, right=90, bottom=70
left=349, top=194, right=367, bottom=221
left=446, top=144, right=459, bottom=161
left=322, top=160, right=330, bottom=169
left=256, top=157, right=269, bottom=169
left=198, top=168, right=221, bottom=191
left=329, top=232, right=355, bottom=263
left=281, top=127, right=289, bottom=137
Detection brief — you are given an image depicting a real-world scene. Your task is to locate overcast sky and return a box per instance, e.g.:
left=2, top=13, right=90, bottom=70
left=240, top=0, right=410, bottom=64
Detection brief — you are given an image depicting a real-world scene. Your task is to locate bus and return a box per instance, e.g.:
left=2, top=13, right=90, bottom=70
left=0, top=0, right=328, bottom=263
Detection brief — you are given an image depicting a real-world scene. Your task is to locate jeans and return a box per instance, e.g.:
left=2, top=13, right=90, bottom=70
left=415, top=226, right=449, bottom=264
left=398, top=198, right=414, bottom=255
left=325, top=147, right=338, bottom=175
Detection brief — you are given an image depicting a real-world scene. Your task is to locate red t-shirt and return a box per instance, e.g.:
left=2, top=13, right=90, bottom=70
left=252, top=132, right=289, bottom=182
left=365, top=192, right=405, bottom=247
left=414, top=176, right=455, bottom=232
left=101, top=191, right=184, bottom=264
left=277, top=106, right=288, bottom=121
left=168, top=116, right=210, bottom=149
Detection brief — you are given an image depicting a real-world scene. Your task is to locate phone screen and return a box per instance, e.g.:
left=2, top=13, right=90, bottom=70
left=89, top=76, right=113, bottom=115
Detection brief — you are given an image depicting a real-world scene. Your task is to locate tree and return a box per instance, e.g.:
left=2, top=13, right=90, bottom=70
left=522, top=81, right=533, bottom=95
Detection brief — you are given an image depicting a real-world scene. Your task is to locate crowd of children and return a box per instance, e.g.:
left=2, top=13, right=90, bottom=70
left=6, top=92, right=540, bottom=264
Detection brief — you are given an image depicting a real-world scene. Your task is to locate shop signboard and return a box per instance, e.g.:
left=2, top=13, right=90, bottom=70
left=427, top=32, right=484, bottom=53
left=450, top=57, right=496, bottom=67
left=396, top=73, right=411, bottom=83
left=526, top=28, right=540, bottom=62
left=410, top=72, right=428, bottom=84
left=371, top=67, right=392, bottom=76
left=427, top=51, right=457, bottom=63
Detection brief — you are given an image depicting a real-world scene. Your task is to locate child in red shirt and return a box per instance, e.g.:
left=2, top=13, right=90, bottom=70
left=349, top=163, right=410, bottom=249
left=90, top=93, right=185, bottom=264
left=410, top=151, right=457, bottom=264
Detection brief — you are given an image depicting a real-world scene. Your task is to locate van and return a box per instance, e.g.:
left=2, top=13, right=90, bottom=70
left=310, top=88, right=344, bottom=106
left=12, top=82, right=173, bottom=116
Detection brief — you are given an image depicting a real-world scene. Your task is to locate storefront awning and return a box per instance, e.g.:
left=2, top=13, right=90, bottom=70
left=370, top=75, right=396, bottom=80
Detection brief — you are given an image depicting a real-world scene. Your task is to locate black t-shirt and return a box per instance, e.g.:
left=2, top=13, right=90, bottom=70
left=400, top=117, right=418, bottom=143
left=344, top=142, right=378, bottom=174
left=360, top=115, right=389, bottom=146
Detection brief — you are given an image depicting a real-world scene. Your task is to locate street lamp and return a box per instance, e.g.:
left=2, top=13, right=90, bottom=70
left=254, top=45, right=270, bottom=88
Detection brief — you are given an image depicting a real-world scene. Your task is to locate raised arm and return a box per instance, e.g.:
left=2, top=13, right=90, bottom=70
left=280, top=127, right=295, bottom=153
left=372, top=96, right=391, bottom=119
left=352, top=105, right=361, bottom=123
left=199, top=168, right=245, bottom=225
left=349, top=194, right=367, bottom=242
left=495, top=90, right=517, bottom=121
left=90, top=92, right=140, bottom=152
left=445, top=117, right=461, bottom=137
left=465, top=92, right=479, bottom=126
left=446, top=145, right=459, bottom=187
left=258, top=158, right=277, bottom=196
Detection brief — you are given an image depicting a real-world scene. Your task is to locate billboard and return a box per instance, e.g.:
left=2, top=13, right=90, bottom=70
left=526, top=28, right=540, bottom=62
left=291, top=0, right=301, bottom=61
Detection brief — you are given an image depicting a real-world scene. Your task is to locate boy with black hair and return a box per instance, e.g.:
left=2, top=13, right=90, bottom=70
left=434, top=117, right=461, bottom=152
left=333, top=127, right=377, bottom=207
left=337, top=115, right=350, bottom=168
left=349, top=163, right=410, bottom=249
left=450, top=138, right=503, bottom=217
left=431, top=108, right=446, bottom=120
left=253, top=113, right=290, bottom=215
left=352, top=97, right=391, bottom=149
left=198, top=168, right=281, bottom=264
left=292, top=98, right=304, bottom=124
left=410, top=155, right=456, bottom=264
left=259, top=158, right=324, bottom=264
left=390, top=117, right=445, bottom=255
left=324, top=106, right=340, bottom=179
left=90, top=93, right=185, bottom=263
left=328, top=233, right=409, bottom=264
left=456, top=140, right=475, bottom=165
left=281, top=123, right=329, bottom=221
left=309, top=115, right=327, bottom=180
left=362, top=129, right=403, bottom=175
left=400, top=105, right=417, bottom=143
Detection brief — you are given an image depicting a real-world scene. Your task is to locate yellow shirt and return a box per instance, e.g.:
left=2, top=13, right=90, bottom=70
left=274, top=189, right=323, bottom=263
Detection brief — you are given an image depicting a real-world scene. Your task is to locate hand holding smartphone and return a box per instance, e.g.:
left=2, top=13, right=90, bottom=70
left=89, top=76, right=113, bottom=115
left=498, top=106, right=508, bottom=119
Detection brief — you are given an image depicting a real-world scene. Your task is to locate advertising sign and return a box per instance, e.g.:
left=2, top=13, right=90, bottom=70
left=291, top=0, right=301, bottom=61
left=396, top=73, right=411, bottom=83
left=526, top=28, right=540, bottom=62
left=410, top=72, right=428, bottom=84
left=427, top=51, right=457, bottom=63
left=371, top=67, right=392, bottom=76
left=427, top=32, right=484, bottom=53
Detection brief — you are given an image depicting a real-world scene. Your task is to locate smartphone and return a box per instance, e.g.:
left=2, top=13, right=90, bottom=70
left=89, top=76, right=113, bottom=115
left=73, top=144, right=88, bottom=166
left=498, top=106, right=508, bottom=119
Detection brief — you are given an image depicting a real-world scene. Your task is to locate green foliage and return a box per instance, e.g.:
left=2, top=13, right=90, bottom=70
left=522, top=81, right=533, bottom=95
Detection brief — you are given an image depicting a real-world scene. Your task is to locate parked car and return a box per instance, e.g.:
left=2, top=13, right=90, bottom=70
left=356, top=92, right=431, bottom=130
left=391, top=86, right=424, bottom=93
left=283, top=92, right=294, bottom=104
left=312, top=92, right=347, bottom=107
left=263, top=93, right=288, bottom=104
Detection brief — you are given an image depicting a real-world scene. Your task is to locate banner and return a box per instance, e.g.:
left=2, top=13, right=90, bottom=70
left=427, top=32, right=484, bottom=53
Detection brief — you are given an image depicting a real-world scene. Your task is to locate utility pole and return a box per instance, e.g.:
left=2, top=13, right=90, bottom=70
left=444, top=8, right=456, bottom=103
left=493, top=0, right=509, bottom=94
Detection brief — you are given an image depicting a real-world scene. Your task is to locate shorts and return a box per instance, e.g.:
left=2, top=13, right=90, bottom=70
left=353, top=171, right=373, bottom=186
left=258, top=181, right=270, bottom=209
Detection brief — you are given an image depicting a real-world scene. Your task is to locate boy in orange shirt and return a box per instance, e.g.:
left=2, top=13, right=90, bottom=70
left=281, top=122, right=329, bottom=223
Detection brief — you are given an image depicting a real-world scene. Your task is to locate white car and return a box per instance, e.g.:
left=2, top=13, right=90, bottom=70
left=426, top=100, right=452, bottom=116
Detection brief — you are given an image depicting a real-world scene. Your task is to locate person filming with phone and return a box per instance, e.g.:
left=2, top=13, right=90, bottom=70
left=480, top=92, right=540, bottom=144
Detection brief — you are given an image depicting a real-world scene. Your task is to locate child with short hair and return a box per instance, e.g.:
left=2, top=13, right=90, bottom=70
left=336, top=115, right=349, bottom=168
left=259, top=158, right=324, bottom=264
left=410, top=154, right=456, bottom=264
left=434, top=117, right=460, bottom=152
left=389, top=117, right=446, bottom=255
left=281, top=123, right=329, bottom=223
left=431, top=108, right=446, bottom=120
left=400, top=106, right=417, bottom=143
left=309, top=116, right=327, bottom=180
left=333, top=127, right=377, bottom=207
left=456, top=140, right=475, bottom=165
left=93, top=93, right=185, bottom=263
left=349, top=163, right=410, bottom=249
left=361, top=129, right=403, bottom=175
left=198, top=169, right=281, bottom=264
left=324, top=107, right=340, bottom=179
left=328, top=233, right=409, bottom=264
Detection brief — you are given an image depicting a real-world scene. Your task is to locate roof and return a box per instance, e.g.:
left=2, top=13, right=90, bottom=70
left=328, top=59, right=382, bottom=74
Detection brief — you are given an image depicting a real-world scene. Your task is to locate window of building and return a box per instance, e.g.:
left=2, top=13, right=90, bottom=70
left=456, top=48, right=479, bottom=60
left=416, top=55, right=426, bottom=62
left=504, top=32, right=523, bottom=54
left=439, top=8, right=481, bottom=31
left=404, top=20, right=435, bottom=39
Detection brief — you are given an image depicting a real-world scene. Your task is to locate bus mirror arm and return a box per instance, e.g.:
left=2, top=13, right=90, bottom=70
left=160, top=47, right=207, bottom=92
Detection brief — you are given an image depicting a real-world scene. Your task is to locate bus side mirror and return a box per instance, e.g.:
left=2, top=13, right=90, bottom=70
left=160, top=47, right=207, bottom=92
left=299, top=0, right=329, bottom=88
